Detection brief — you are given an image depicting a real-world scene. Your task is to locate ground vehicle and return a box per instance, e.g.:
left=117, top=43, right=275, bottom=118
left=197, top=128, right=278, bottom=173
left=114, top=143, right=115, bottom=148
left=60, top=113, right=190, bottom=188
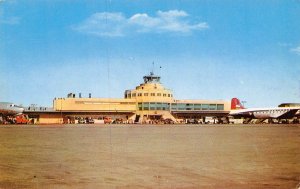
left=104, top=116, right=112, bottom=124
left=163, top=118, right=175, bottom=124
left=15, top=114, right=29, bottom=124
left=85, top=117, right=95, bottom=124
left=78, top=118, right=86, bottom=124
left=112, top=118, right=123, bottom=124
left=186, top=119, right=199, bottom=124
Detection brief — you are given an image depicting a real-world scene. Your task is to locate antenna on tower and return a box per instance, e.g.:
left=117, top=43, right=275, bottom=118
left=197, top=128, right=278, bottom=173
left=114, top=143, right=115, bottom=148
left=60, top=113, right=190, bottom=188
left=159, top=65, right=162, bottom=77
left=151, top=61, right=154, bottom=75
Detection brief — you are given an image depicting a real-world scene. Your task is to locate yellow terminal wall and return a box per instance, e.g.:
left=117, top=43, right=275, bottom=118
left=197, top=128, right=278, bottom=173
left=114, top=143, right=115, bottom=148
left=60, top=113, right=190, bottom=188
left=38, top=114, right=62, bottom=124
left=53, top=98, right=137, bottom=112
left=125, top=82, right=174, bottom=103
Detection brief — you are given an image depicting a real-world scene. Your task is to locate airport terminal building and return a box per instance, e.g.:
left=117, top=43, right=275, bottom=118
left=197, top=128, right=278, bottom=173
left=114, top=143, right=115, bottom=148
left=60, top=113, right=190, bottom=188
left=25, top=73, right=231, bottom=124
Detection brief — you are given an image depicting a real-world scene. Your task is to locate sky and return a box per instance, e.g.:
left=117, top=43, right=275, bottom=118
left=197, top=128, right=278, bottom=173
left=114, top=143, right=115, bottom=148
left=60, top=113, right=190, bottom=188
left=0, top=0, right=300, bottom=107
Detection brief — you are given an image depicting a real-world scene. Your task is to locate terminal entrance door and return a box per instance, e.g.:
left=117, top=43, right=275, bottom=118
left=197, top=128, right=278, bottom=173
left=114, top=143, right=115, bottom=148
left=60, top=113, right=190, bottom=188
left=135, top=115, right=140, bottom=123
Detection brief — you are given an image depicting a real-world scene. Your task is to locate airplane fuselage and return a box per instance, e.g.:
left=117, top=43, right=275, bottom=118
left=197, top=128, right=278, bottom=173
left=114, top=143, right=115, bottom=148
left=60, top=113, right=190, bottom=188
left=230, top=107, right=299, bottom=119
left=0, top=102, right=24, bottom=116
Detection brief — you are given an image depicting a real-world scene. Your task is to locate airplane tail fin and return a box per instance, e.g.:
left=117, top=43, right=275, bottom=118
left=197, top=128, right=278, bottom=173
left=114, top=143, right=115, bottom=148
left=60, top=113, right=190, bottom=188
left=231, top=98, right=245, bottom=110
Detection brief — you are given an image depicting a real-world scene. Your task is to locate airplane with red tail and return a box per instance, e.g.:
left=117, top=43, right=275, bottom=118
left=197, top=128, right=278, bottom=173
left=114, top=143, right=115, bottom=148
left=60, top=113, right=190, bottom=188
left=229, top=98, right=300, bottom=123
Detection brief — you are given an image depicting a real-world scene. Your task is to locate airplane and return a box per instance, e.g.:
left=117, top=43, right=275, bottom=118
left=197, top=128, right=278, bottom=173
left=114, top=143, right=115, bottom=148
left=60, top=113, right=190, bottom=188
left=229, top=98, right=300, bottom=124
left=0, top=102, right=24, bottom=116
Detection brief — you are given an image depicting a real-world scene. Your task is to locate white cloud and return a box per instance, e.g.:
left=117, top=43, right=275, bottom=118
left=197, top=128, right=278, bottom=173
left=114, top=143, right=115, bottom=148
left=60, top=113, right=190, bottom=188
left=73, top=10, right=209, bottom=37
left=72, top=12, right=126, bottom=37
left=129, top=13, right=160, bottom=28
left=291, top=46, right=300, bottom=55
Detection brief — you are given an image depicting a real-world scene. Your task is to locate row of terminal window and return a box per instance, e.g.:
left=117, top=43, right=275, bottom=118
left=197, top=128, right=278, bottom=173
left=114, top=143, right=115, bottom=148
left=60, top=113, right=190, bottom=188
left=125, top=93, right=173, bottom=98
left=138, top=102, right=224, bottom=111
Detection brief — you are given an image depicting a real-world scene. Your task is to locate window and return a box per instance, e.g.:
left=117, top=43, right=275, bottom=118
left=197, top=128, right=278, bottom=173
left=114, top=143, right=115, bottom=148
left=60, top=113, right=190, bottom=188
left=150, top=102, right=156, bottom=110
left=132, top=93, right=136, bottom=97
left=163, top=94, right=166, bottom=97
left=209, top=104, right=216, bottom=110
left=138, top=93, right=142, bottom=96
left=168, top=94, right=171, bottom=97
left=171, top=103, right=177, bottom=110
left=202, top=104, right=209, bottom=110
left=162, top=103, right=169, bottom=110
left=144, top=93, right=148, bottom=96
left=138, top=103, right=142, bottom=110
left=143, top=102, right=149, bottom=110
left=156, top=102, right=162, bottom=110
left=151, top=93, right=155, bottom=96
left=194, top=104, right=201, bottom=110
left=157, top=93, right=161, bottom=96
left=177, top=103, right=186, bottom=110
left=217, top=104, right=224, bottom=110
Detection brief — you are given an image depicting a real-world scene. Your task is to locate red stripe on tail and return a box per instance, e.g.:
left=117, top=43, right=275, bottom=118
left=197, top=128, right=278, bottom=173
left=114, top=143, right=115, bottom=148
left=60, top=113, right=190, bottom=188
left=231, top=98, right=245, bottom=110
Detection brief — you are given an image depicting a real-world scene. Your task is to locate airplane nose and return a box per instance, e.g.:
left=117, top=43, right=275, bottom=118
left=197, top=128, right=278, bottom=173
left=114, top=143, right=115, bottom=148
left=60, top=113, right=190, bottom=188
left=16, top=107, right=24, bottom=113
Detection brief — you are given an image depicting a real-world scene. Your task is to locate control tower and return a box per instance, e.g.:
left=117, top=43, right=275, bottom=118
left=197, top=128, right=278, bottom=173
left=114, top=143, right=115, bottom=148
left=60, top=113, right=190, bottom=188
left=123, top=72, right=175, bottom=122
left=143, top=72, right=161, bottom=83
left=124, top=72, right=173, bottom=101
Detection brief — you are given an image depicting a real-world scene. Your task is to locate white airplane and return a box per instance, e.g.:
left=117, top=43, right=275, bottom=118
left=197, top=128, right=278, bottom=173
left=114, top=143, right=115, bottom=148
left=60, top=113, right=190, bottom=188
left=0, top=102, right=24, bottom=116
left=229, top=98, right=300, bottom=123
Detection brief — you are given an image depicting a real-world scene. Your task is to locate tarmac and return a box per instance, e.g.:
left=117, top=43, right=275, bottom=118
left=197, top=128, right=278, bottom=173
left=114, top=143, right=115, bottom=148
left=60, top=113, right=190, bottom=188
left=0, top=124, right=299, bottom=188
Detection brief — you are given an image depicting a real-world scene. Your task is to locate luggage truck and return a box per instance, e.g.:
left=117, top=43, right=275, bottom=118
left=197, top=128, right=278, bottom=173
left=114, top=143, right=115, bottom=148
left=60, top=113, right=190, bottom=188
left=0, top=102, right=25, bottom=124
left=15, top=114, right=30, bottom=124
left=0, top=114, right=30, bottom=124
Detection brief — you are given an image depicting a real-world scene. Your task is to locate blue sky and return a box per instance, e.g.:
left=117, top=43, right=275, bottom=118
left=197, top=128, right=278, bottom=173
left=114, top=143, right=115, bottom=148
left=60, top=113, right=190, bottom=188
left=0, top=0, right=300, bottom=107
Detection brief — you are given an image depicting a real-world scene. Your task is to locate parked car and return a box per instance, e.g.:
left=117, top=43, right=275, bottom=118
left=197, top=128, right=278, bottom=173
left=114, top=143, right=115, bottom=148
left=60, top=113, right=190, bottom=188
left=186, top=119, right=199, bottom=124
left=78, top=118, right=86, bottom=124
left=163, top=118, right=175, bottom=124
left=104, top=116, right=112, bottom=124
left=86, top=118, right=95, bottom=124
